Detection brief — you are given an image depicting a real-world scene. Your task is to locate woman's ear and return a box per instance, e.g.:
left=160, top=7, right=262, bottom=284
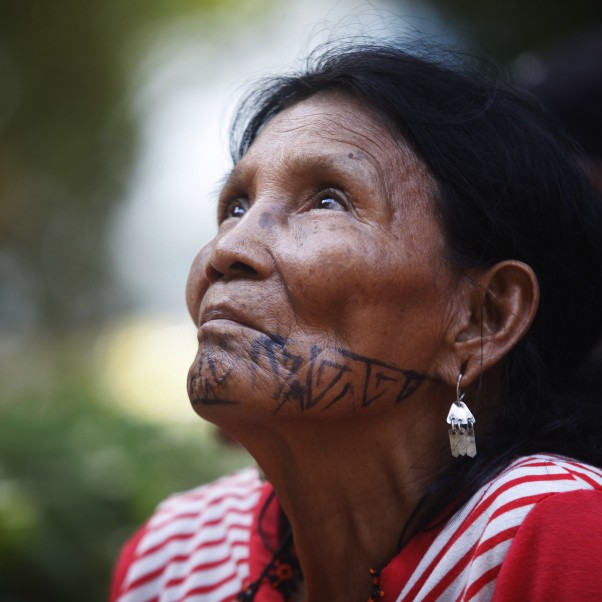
left=446, top=260, right=540, bottom=387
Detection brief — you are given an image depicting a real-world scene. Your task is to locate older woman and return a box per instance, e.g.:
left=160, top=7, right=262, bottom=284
left=110, top=43, right=602, bottom=602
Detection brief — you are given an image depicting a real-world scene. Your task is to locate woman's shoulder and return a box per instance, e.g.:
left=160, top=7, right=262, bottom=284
left=486, top=457, right=602, bottom=601
left=461, top=453, right=602, bottom=543
left=455, top=454, right=602, bottom=598
left=109, top=466, right=264, bottom=602
left=483, top=452, right=602, bottom=489
left=475, top=453, right=602, bottom=511
left=391, top=455, right=602, bottom=601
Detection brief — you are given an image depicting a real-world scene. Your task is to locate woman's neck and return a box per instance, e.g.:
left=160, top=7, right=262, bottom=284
left=235, top=402, right=449, bottom=602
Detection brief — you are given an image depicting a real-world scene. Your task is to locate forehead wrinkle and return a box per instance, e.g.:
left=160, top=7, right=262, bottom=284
left=269, top=105, right=394, bottom=152
left=251, top=121, right=384, bottom=187
left=265, top=108, right=336, bottom=141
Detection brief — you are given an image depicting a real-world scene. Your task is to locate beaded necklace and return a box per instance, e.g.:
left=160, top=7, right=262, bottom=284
left=238, top=487, right=387, bottom=602
left=236, top=529, right=385, bottom=602
left=236, top=528, right=300, bottom=602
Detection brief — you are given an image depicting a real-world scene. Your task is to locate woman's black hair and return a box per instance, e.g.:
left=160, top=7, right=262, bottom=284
left=229, top=41, right=602, bottom=536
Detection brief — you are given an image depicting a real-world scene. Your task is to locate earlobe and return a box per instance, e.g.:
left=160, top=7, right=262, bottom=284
left=448, top=261, right=540, bottom=386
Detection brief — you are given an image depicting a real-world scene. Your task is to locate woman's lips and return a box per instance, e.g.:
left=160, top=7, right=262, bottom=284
left=199, top=305, right=262, bottom=334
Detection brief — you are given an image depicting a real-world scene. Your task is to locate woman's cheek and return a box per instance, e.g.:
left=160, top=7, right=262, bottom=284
left=186, top=242, right=213, bottom=322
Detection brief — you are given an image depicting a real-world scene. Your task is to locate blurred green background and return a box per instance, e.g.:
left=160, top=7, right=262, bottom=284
left=1, top=1, right=600, bottom=600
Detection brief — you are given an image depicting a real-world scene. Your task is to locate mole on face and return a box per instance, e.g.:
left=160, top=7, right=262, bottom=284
left=259, top=211, right=276, bottom=231
left=347, top=151, right=368, bottom=161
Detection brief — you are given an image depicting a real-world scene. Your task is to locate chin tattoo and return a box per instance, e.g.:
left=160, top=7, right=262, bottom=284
left=187, top=332, right=432, bottom=412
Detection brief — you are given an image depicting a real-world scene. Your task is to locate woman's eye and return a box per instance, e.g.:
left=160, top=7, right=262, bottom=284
left=315, top=195, right=346, bottom=211
left=225, top=200, right=247, bottom=219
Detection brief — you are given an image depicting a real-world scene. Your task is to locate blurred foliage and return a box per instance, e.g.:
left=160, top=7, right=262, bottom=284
left=0, top=2, right=268, bottom=600
left=0, top=336, right=250, bottom=602
left=424, top=0, right=602, bottom=61
left=0, top=0, right=273, bottom=333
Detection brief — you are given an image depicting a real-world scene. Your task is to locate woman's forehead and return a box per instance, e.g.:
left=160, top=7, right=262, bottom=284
left=233, top=94, right=431, bottom=196
left=259, top=93, right=404, bottom=154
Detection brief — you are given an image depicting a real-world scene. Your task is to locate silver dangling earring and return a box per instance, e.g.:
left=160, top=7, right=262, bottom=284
left=446, top=373, right=477, bottom=458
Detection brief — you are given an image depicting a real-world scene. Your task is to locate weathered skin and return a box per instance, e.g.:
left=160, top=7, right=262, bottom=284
left=183, top=93, right=538, bottom=601
left=186, top=93, right=460, bottom=421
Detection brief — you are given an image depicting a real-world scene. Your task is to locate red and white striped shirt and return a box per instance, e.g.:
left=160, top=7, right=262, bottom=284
left=110, top=454, right=602, bottom=601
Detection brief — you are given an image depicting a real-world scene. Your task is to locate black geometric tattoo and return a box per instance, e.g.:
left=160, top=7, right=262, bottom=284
left=187, top=333, right=430, bottom=413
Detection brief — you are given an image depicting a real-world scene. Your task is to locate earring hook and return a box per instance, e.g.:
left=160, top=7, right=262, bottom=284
left=456, top=373, right=465, bottom=402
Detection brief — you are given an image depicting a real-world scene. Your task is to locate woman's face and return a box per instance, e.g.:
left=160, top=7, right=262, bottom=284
left=186, top=93, right=459, bottom=423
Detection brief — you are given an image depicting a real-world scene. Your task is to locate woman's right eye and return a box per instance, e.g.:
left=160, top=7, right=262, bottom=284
left=222, top=199, right=247, bottom=220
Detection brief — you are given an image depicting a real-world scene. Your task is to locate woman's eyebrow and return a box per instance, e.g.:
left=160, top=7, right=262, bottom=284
left=291, top=149, right=391, bottom=196
left=221, top=154, right=359, bottom=190
left=283, top=151, right=369, bottom=180
left=219, top=166, right=245, bottom=190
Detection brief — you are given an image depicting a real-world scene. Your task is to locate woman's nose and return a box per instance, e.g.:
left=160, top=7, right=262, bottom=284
left=186, top=206, right=276, bottom=323
left=205, top=210, right=274, bottom=284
